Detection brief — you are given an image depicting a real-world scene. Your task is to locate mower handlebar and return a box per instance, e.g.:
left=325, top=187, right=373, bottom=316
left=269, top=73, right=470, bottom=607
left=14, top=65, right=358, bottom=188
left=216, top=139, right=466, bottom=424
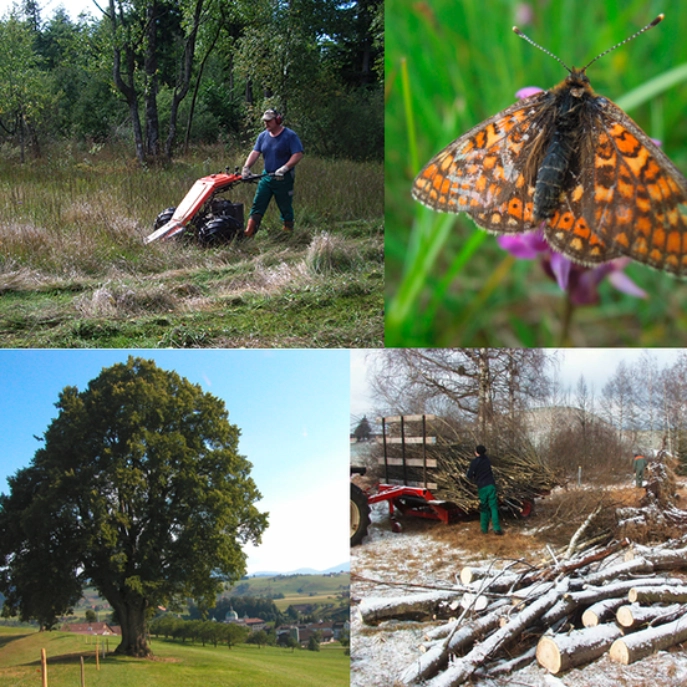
left=225, top=167, right=273, bottom=184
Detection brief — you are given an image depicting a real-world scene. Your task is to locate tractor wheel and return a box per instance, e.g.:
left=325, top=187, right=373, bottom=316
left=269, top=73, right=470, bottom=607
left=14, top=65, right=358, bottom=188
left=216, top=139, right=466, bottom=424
left=350, top=483, right=371, bottom=546
left=197, top=215, right=243, bottom=245
left=153, top=207, right=176, bottom=230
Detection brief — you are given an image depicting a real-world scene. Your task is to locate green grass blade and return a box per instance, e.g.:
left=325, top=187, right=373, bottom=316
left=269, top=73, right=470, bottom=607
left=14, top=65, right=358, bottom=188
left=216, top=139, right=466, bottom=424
left=616, top=63, right=687, bottom=110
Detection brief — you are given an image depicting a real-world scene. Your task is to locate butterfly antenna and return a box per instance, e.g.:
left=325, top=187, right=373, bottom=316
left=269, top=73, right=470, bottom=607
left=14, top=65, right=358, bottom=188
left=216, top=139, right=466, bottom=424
left=513, top=26, right=571, bottom=73
left=583, top=14, right=664, bottom=70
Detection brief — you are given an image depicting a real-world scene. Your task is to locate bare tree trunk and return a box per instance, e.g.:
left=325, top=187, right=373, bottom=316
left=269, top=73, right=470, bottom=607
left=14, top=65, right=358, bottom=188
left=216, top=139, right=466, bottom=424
left=610, top=614, right=687, bottom=664
left=536, top=624, right=622, bottom=674
left=477, top=349, right=491, bottom=436
left=166, top=0, right=205, bottom=159
left=18, top=111, right=25, bottom=164
left=109, top=0, right=145, bottom=165
left=183, top=19, right=219, bottom=153
left=144, top=1, right=160, bottom=159
left=115, top=597, right=151, bottom=657
left=616, top=602, right=687, bottom=629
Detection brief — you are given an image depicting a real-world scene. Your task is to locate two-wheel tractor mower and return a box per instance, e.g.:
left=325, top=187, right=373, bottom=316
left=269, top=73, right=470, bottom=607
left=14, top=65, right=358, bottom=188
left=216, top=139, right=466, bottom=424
left=146, top=169, right=265, bottom=245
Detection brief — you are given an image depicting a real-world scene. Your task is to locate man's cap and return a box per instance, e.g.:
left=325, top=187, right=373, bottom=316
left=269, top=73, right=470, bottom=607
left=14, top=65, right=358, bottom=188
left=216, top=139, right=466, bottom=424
left=476, top=445, right=486, bottom=455
left=262, top=109, right=279, bottom=121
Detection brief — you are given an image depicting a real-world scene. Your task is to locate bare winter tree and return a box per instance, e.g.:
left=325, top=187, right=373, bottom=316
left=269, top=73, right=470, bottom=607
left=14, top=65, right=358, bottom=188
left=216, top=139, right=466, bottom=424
left=633, top=351, right=661, bottom=437
left=601, top=361, right=639, bottom=461
left=575, top=374, right=592, bottom=467
left=661, top=353, right=687, bottom=470
left=370, top=349, right=551, bottom=435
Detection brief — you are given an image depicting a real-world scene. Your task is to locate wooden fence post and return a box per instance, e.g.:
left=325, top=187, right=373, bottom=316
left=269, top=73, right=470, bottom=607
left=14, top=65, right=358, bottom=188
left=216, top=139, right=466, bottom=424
left=80, top=656, right=86, bottom=687
left=40, top=648, right=48, bottom=687
left=95, top=639, right=100, bottom=671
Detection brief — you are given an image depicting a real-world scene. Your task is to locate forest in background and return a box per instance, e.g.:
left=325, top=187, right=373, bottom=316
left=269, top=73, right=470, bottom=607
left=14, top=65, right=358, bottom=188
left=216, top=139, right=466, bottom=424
left=360, top=350, right=687, bottom=482
left=0, top=0, right=383, bottom=164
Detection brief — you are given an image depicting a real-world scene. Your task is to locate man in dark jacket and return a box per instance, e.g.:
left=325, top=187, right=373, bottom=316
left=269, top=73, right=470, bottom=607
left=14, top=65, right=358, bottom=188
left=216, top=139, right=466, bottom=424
left=467, top=445, right=503, bottom=535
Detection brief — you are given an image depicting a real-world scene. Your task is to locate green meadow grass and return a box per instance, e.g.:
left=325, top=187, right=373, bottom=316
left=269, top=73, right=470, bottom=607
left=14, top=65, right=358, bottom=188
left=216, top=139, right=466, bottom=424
left=227, top=574, right=349, bottom=597
left=0, top=627, right=348, bottom=687
left=0, top=145, right=383, bottom=348
left=386, top=0, right=687, bottom=346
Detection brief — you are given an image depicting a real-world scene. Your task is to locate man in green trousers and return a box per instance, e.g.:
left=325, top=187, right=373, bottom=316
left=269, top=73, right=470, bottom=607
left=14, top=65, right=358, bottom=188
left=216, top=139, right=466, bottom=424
left=242, top=109, right=304, bottom=237
left=467, top=445, right=503, bottom=536
left=633, top=453, right=648, bottom=488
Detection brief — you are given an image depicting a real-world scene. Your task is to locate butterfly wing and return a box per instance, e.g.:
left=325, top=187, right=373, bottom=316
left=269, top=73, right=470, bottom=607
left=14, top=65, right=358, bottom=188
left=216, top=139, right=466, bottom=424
left=412, top=93, right=553, bottom=234
left=579, top=100, right=687, bottom=275
left=543, top=180, right=618, bottom=266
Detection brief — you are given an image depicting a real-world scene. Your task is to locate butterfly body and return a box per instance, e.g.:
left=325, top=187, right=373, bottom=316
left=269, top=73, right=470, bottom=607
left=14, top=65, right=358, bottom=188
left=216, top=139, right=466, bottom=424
left=412, top=21, right=687, bottom=276
left=532, top=70, right=596, bottom=220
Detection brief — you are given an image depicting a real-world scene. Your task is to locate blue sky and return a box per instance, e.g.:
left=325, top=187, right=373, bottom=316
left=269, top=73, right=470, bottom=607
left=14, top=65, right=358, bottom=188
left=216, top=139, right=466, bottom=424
left=0, top=349, right=350, bottom=575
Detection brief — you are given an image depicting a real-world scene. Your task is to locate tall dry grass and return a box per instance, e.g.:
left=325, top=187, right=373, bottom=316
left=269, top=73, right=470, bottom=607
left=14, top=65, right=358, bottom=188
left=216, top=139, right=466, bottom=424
left=0, top=144, right=383, bottom=283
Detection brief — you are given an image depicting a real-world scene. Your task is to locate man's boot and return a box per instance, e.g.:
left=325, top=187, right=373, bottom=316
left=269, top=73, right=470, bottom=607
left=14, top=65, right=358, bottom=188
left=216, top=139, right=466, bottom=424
left=282, top=221, right=294, bottom=232
left=244, top=215, right=261, bottom=238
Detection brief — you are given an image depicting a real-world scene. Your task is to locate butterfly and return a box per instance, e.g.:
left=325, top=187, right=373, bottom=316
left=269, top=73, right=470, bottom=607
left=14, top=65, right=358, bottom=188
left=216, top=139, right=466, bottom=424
left=412, top=15, right=687, bottom=276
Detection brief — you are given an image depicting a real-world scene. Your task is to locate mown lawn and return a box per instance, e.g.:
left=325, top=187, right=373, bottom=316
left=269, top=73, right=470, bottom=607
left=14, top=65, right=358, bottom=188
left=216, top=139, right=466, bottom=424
left=0, top=627, right=349, bottom=687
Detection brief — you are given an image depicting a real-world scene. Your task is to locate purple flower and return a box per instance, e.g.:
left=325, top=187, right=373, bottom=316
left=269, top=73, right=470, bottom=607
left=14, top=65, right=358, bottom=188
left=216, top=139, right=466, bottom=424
left=498, top=232, right=647, bottom=305
left=514, top=4, right=534, bottom=27
left=515, top=86, right=543, bottom=100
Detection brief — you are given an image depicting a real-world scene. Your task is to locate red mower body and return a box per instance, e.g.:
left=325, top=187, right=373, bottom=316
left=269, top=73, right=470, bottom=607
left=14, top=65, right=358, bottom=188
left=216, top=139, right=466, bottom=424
left=145, top=172, right=245, bottom=244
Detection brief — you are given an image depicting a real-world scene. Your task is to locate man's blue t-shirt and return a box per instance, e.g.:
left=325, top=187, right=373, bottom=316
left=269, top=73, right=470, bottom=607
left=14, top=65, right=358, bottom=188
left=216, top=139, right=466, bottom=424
left=253, top=128, right=304, bottom=173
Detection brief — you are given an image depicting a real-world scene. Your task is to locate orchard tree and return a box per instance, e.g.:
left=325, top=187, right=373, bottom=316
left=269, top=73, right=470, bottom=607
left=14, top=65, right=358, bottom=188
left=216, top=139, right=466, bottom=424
left=0, top=357, right=268, bottom=657
left=225, top=621, right=249, bottom=648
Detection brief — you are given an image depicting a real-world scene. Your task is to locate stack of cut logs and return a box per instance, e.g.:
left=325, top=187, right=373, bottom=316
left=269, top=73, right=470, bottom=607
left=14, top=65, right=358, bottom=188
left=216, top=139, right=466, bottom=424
left=358, top=533, right=687, bottom=685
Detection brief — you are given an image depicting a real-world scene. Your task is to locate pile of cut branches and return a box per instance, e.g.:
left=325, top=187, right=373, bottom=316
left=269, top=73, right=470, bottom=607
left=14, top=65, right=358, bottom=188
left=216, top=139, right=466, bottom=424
left=374, top=418, right=558, bottom=516
left=358, top=523, right=687, bottom=685
left=433, top=440, right=559, bottom=515
left=618, top=455, right=687, bottom=542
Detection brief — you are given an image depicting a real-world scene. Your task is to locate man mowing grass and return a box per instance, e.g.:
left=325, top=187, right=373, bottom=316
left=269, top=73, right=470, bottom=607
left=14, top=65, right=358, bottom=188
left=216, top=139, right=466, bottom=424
left=242, top=108, right=304, bottom=237
left=467, top=445, right=504, bottom=536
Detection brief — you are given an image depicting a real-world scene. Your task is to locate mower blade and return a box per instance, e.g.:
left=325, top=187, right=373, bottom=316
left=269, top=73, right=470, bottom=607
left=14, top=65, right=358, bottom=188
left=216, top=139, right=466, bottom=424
left=145, top=219, right=185, bottom=244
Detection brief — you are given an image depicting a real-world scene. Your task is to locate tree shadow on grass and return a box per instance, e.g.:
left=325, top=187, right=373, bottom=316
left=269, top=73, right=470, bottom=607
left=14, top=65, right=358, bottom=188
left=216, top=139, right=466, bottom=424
left=0, top=633, right=32, bottom=649
left=22, top=650, right=181, bottom=667
left=22, top=651, right=99, bottom=667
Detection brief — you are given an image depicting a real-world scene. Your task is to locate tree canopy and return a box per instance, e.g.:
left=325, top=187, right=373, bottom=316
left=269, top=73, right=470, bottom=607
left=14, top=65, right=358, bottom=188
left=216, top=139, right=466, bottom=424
left=0, top=357, right=268, bottom=657
left=0, top=0, right=383, bottom=163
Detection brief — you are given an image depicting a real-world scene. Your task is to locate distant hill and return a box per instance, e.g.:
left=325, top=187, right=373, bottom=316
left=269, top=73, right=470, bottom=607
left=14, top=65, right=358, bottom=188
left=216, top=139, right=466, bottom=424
left=224, top=571, right=350, bottom=602
left=250, top=561, right=349, bottom=577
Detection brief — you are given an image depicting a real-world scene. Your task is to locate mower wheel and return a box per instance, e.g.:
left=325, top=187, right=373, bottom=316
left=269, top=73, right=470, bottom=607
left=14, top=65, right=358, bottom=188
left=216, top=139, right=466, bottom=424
left=197, top=215, right=243, bottom=245
left=351, top=483, right=371, bottom=546
left=153, top=207, right=176, bottom=230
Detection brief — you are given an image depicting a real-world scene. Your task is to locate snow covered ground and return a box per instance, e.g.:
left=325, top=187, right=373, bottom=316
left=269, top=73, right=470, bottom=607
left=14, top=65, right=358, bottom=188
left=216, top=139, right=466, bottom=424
left=351, top=502, right=687, bottom=687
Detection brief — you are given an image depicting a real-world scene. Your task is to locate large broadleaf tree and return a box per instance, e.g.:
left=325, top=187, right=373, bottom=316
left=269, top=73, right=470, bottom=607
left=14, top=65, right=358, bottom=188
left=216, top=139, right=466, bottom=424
left=0, top=357, right=268, bottom=657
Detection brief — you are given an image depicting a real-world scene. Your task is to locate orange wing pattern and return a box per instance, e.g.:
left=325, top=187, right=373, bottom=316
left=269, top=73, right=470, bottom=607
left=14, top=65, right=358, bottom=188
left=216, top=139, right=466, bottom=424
left=413, top=88, right=687, bottom=276
left=412, top=95, right=548, bottom=235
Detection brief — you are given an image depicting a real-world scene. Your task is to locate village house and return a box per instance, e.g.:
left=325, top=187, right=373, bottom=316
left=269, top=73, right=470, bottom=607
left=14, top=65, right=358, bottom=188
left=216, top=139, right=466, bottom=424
left=224, top=607, right=267, bottom=632
left=62, top=622, right=120, bottom=636
left=276, top=619, right=350, bottom=646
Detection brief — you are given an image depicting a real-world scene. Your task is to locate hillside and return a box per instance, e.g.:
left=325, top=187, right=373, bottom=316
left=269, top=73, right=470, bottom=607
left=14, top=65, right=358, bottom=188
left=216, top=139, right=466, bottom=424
left=68, top=572, right=350, bottom=621
left=226, top=573, right=350, bottom=614
left=229, top=573, right=350, bottom=597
